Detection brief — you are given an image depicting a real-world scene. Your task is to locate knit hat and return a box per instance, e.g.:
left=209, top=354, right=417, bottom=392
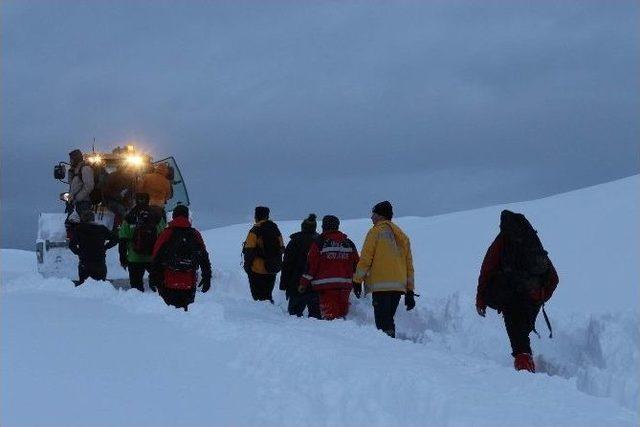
left=255, top=206, right=270, bottom=221
left=172, top=204, right=189, bottom=219
left=69, top=149, right=83, bottom=164
left=372, top=201, right=393, bottom=220
left=301, top=214, right=317, bottom=232
left=322, top=215, right=340, bottom=232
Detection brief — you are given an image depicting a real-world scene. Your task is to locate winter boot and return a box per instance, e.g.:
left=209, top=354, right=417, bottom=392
left=514, top=353, right=535, bottom=373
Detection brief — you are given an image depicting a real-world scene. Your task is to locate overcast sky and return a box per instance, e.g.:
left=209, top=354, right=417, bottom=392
left=2, top=0, right=638, bottom=250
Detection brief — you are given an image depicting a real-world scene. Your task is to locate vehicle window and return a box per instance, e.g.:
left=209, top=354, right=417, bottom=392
left=154, top=157, right=190, bottom=211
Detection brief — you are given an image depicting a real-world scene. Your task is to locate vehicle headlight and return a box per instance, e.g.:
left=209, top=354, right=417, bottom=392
left=87, top=155, right=102, bottom=165
left=125, top=154, right=144, bottom=167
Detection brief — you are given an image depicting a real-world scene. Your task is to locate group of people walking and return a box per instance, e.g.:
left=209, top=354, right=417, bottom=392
left=257, top=201, right=416, bottom=338
left=69, top=163, right=559, bottom=373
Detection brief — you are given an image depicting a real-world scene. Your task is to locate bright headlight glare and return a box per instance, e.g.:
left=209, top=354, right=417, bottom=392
left=125, top=154, right=144, bottom=167
left=88, top=155, right=102, bottom=164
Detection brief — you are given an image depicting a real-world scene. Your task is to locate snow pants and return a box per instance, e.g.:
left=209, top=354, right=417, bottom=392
left=287, top=290, right=321, bottom=318
left=372, top=291, right=403, bottom=338
left=248, top=272, right=276, bottom=302
left=128, top=262, right=152, bottom=292
left=502, top=297, right=542, bottom=356
left=159, top=286, right=196, bottom=311
left=317, top=289, right=351, bottom=320
left=77, top=261, right=107, bottom=285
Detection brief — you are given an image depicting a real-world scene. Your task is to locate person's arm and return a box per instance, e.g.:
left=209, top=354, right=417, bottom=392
left=242, top=230, right=258, bottom=274
left=543, top=261, right=559, bottom=302
left=353, top=228, right=378, bottom=284
left=69, top=229, right=80, bottom=255
left=280, top=240, right=296, bottom=290
left=403, top=236, right=415, bottom=292
left=104, top=227, right=119, bottom=250
left=476, top=234, right=503, bottom=313
left=299, top=242, right=320, bottom=291
left=150, top=228, right=172, bottom=287
left=74, top=165, right=95, bottom=201
left=349, top=239, right=360, bottom=273
left=194, top=230, right=212, bottom=283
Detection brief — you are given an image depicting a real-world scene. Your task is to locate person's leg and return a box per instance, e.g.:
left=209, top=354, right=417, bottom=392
left=503, top=298, right=532, bottom=356
left=372, top=292, right=401, bottom=337
left=264, top=274, right=276, bottom=302
left=288, top=292, right=305, bottom=316
left=76, top=262, right=90, bottom=285
left=128, top=263, right=145, bottom=292
left=306, top=291, right=321, bottom=319
left=92, top=262, right=107, bottom=281
left=248, top=273, right=261, bottom=301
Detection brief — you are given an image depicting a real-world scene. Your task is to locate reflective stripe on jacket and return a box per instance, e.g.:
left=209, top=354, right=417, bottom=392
left=353, top=220, right=415, bottom=294
left=300, top=231, right=359, bottom=291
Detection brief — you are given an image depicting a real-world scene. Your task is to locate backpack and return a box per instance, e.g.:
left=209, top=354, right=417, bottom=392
left=253, top=221, right=283, bottom=274
left=132, top=209, right=159, bottom=255
left=77, top=163, right=105, bottom=205
left=164, top=227, right=201, bottom=272
left=484, top=210, right=552, bottom=311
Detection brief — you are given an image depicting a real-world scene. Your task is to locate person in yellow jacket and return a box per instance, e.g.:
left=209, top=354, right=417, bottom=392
left=242, top=206, right=284, bottom=302
left=352, top=201, right=416, bottom=337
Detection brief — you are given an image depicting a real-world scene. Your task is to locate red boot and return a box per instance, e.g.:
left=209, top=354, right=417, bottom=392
left=514, top=353, right=535, bottom=373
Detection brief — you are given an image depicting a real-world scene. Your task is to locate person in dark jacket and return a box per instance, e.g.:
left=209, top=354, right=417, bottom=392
left=118, top=193, right=166, bottom=292
left=280, top=214, right=320, bottom=318
left=242, top=206, right=284, bottom=302
left=150, top=205, right=212, bottom=311
left=476, top=210, right=559, bottom=373
left=299, top=215, right=359, bottom=320
left=69, top=210, right=118, bottom=285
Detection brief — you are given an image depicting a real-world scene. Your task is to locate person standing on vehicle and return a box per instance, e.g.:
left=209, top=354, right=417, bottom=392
left=68, top=149, right=95, bottom=216
left=298, top=215, right=359, bottom=320
left=280, top=214, right=320, bottom=318
left=69, top=210, right=119, bottom=285
left=242, top=206, right=284, bottom=303
left=138, top=162, right=172, bottom=219
left=476, top=210, right=559, bottom=373
left=118, top=193, right=166, bottom=292
left=352, top=201, right=416, bottom=338
left=150, top=205, right=211, bottom=311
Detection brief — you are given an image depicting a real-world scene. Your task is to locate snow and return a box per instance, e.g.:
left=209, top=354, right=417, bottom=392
left=2, top=176, right=639, bottom=426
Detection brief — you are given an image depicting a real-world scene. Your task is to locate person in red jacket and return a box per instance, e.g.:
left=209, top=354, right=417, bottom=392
left=476, top=210, right=559, bottom=372
left=298, top=215, right=359, bottom=320
left=150, top=205, right=212, bottom=311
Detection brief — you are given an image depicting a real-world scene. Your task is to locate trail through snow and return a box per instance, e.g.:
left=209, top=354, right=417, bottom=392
left=2, top=176, right=639, bottom=426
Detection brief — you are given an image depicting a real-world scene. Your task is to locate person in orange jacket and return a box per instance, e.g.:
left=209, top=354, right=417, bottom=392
left=137, top=163, right=172, bottom=217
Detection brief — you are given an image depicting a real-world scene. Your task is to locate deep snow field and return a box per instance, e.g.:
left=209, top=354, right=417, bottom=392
left=2, top=176, right=639, bottom=427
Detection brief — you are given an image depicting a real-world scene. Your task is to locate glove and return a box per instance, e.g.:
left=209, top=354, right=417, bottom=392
left=405, top=290, right=416, bottom=311
left=476, top=297, right=487, bottom=317
left=119, top=256, right=128, bottom=270
left=352, top=282, right=362, bottom=299
left=199, top=278, right=211, bottom=293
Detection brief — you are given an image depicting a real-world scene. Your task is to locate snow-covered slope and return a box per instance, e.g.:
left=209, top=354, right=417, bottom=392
left=2, top=176, right=638, bottom=427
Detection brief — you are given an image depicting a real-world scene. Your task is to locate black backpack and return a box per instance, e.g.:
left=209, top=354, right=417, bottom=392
left=485, top=210, right=551, bottom=310
left=164, top=227, right=201, bottom=272
left=132, top=209, right=159, bottom=255
left=253, top=221, right=283, bottom=274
